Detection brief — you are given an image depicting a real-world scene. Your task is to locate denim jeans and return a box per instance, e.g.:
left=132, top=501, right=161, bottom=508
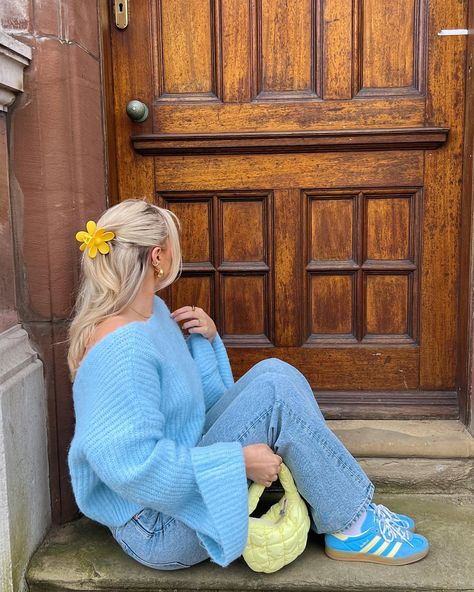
left=108, top=358, right=375, bottom=569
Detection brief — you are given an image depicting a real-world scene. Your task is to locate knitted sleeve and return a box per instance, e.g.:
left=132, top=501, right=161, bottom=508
left=83, top=332, right=248, bottom=566
left=186, top=333, right=234, bottom=411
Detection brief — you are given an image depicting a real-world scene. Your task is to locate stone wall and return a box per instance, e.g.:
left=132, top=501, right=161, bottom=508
left=0, top=327, right=49, bottom=592
left=0, top=0, right=107, bottom=524
left=0, top=1, right=107, bottom=589
left=0, top=66, right=18, bottom=333
left=0, top=25, right=50, bottom=592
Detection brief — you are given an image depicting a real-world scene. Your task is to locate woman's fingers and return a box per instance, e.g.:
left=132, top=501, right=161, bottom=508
left=171, top=306, right=202, bottom=323
left=171, top=305, right=218, bottom=342
left=182, top=319, right=204, bottom=330
left=261, top=472, right=279, bottom=487
left=172, top=307, right=209, bottom=329
left=263, top=474, right=279, bottom=487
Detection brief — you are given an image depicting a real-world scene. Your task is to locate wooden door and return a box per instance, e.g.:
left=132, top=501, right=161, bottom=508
left=104, top=0, right=468, bottom=419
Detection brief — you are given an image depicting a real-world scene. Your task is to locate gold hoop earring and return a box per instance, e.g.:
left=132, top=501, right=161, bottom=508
left=154, top=265, right=164, bottom=279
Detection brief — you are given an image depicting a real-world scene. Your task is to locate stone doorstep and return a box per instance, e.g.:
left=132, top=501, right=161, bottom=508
left=329, top=420, right=474, bottom=495
left=328, top=420, right=474, bottom=459
left=26, top=421, right=474, bottom=591
left=259, top=420, right=474, bottom=497
left=26, top=494, right=474, bottom=592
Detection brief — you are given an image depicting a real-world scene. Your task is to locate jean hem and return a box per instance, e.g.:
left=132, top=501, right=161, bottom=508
left=334, top=480, right=375, bottom=533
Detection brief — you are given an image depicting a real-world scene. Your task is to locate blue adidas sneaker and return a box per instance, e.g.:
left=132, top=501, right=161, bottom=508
left=368, top=502, right=415, bottom=532
left=325, top=504, right=428, bottom=565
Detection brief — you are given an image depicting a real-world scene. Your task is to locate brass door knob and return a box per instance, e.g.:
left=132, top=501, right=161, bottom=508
left=126, top=100, right=149, bottom=122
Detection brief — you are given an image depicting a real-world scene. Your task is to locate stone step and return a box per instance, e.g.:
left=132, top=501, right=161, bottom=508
left=329, top=420, right=474, bottom=495
left=256, top=420, right=474, bottom=499
left=27, top=493, right=474, bottom=592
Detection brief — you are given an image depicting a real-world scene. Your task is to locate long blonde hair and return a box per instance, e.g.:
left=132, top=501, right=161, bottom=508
left=67, top=198, right=181, bottom=381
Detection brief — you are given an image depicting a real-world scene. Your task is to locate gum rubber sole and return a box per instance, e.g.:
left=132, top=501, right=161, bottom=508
left=325, top=547, right=429, bottom=565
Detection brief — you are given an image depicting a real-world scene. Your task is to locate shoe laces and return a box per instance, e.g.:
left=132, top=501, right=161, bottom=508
left=371, top=504, right=414, bottom=547
left=370, top=502, right=411, bottom=529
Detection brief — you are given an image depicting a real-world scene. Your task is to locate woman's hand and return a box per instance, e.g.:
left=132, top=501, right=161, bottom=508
left=171, top=305, right=217, bottom=342
left=243, top=443, right=283, bottom=487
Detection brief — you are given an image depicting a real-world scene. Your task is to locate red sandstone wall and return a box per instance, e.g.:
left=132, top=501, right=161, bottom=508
left=1, top=0, right=107, bottom=522
left=0, top=114, right=18, bottom=332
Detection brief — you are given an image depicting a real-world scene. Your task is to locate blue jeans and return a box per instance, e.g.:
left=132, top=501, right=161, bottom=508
left=109, top=359, right=375, bottom=569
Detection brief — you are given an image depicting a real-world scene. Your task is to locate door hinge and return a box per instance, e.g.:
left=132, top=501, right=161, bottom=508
left=113, top=0, right=128, bottom=30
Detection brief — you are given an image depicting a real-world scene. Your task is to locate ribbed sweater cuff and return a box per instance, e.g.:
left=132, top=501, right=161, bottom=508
left=190, top=442, right=248, bottom=567
left=211, top=333, right=234, bottom=387
left=187, top=333, right=218, bottom=378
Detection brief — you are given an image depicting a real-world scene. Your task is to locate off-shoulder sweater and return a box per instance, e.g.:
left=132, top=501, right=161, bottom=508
left=67, top=295, right=248, bottom=567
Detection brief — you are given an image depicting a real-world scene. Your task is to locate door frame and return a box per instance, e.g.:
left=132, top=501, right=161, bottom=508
left=458, top=0, right=474, bottom=433
left=98, top=0, right=474, bottom=432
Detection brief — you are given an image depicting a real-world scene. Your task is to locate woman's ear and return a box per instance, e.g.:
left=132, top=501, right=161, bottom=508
left=150, top=245, right=162, bottom=266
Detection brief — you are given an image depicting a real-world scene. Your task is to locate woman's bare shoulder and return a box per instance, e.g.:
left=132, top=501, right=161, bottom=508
left=82, top=316, right=131, bottom=360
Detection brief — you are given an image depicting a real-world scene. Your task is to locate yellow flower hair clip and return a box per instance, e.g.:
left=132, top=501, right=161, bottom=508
left=75, top=220, right=115, bottom=259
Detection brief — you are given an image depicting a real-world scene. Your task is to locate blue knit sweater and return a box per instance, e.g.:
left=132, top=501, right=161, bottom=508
left=67, top=295, right=249, bottom=567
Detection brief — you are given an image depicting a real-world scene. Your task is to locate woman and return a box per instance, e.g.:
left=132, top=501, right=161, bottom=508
left=67, top=198, right=429, bottom=570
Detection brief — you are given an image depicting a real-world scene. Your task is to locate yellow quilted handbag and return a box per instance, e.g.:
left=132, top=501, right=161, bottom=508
left=242, top=462, right=311, bottom=573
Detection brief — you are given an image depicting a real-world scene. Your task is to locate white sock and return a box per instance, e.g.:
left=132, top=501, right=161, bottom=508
left=334, top=509, right=368, bottom=536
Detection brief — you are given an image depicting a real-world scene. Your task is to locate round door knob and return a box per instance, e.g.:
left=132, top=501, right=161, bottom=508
left=126, top=100, right=149, bottom=122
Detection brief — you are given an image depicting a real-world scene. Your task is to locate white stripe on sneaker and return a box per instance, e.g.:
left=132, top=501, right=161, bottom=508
left=374, top=541, right=390, bottom=556
left=387, top=542, right=402, bottom=558
left=332, top=533, right=349, bottom=541
left=361, top=535, right=381, bottom=553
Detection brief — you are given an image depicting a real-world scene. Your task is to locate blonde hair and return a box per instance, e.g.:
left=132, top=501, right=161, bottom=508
left=67, top=198, right=181, bottom=381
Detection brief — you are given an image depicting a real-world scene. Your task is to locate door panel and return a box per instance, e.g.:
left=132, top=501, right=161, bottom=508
left=107, top=0, right=467, bottom=417
left=153, top=100, right=426, bottom=131
left=156, top=0, right=220, bottom=100
left=357, top=0, right=424, bottom=95
left=154, top=151, right=424, bottom=189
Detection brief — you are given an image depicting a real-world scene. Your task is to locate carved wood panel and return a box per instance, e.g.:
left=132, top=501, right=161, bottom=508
left=150, top=0, right=427, bottom=106
left=354, top=0, right=426, bottom=97
left=304, top=189, right=420, bottom=345
left=107, top=0, right=467, bottom=415
left=142, top=0, right=429, bottom=134
left=161, top=183, right=421, bottom=357
left=253, top=0, right=319, bottom=100
left=162, top=192, right=273, bottom=346
left=153, top=0, right=222, bottom=102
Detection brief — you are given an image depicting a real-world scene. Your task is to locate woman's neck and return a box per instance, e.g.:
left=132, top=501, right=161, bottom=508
left=124, top=273, right=158, bottom=319
left=79, top=276, right=158, bottom=367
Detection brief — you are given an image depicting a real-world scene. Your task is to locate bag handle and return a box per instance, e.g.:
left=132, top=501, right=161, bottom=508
left=247, top=462, right=298, bottom=515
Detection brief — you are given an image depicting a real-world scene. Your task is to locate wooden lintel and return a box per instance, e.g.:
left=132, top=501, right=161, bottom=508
left=132, top=127, right=449, bottom=156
